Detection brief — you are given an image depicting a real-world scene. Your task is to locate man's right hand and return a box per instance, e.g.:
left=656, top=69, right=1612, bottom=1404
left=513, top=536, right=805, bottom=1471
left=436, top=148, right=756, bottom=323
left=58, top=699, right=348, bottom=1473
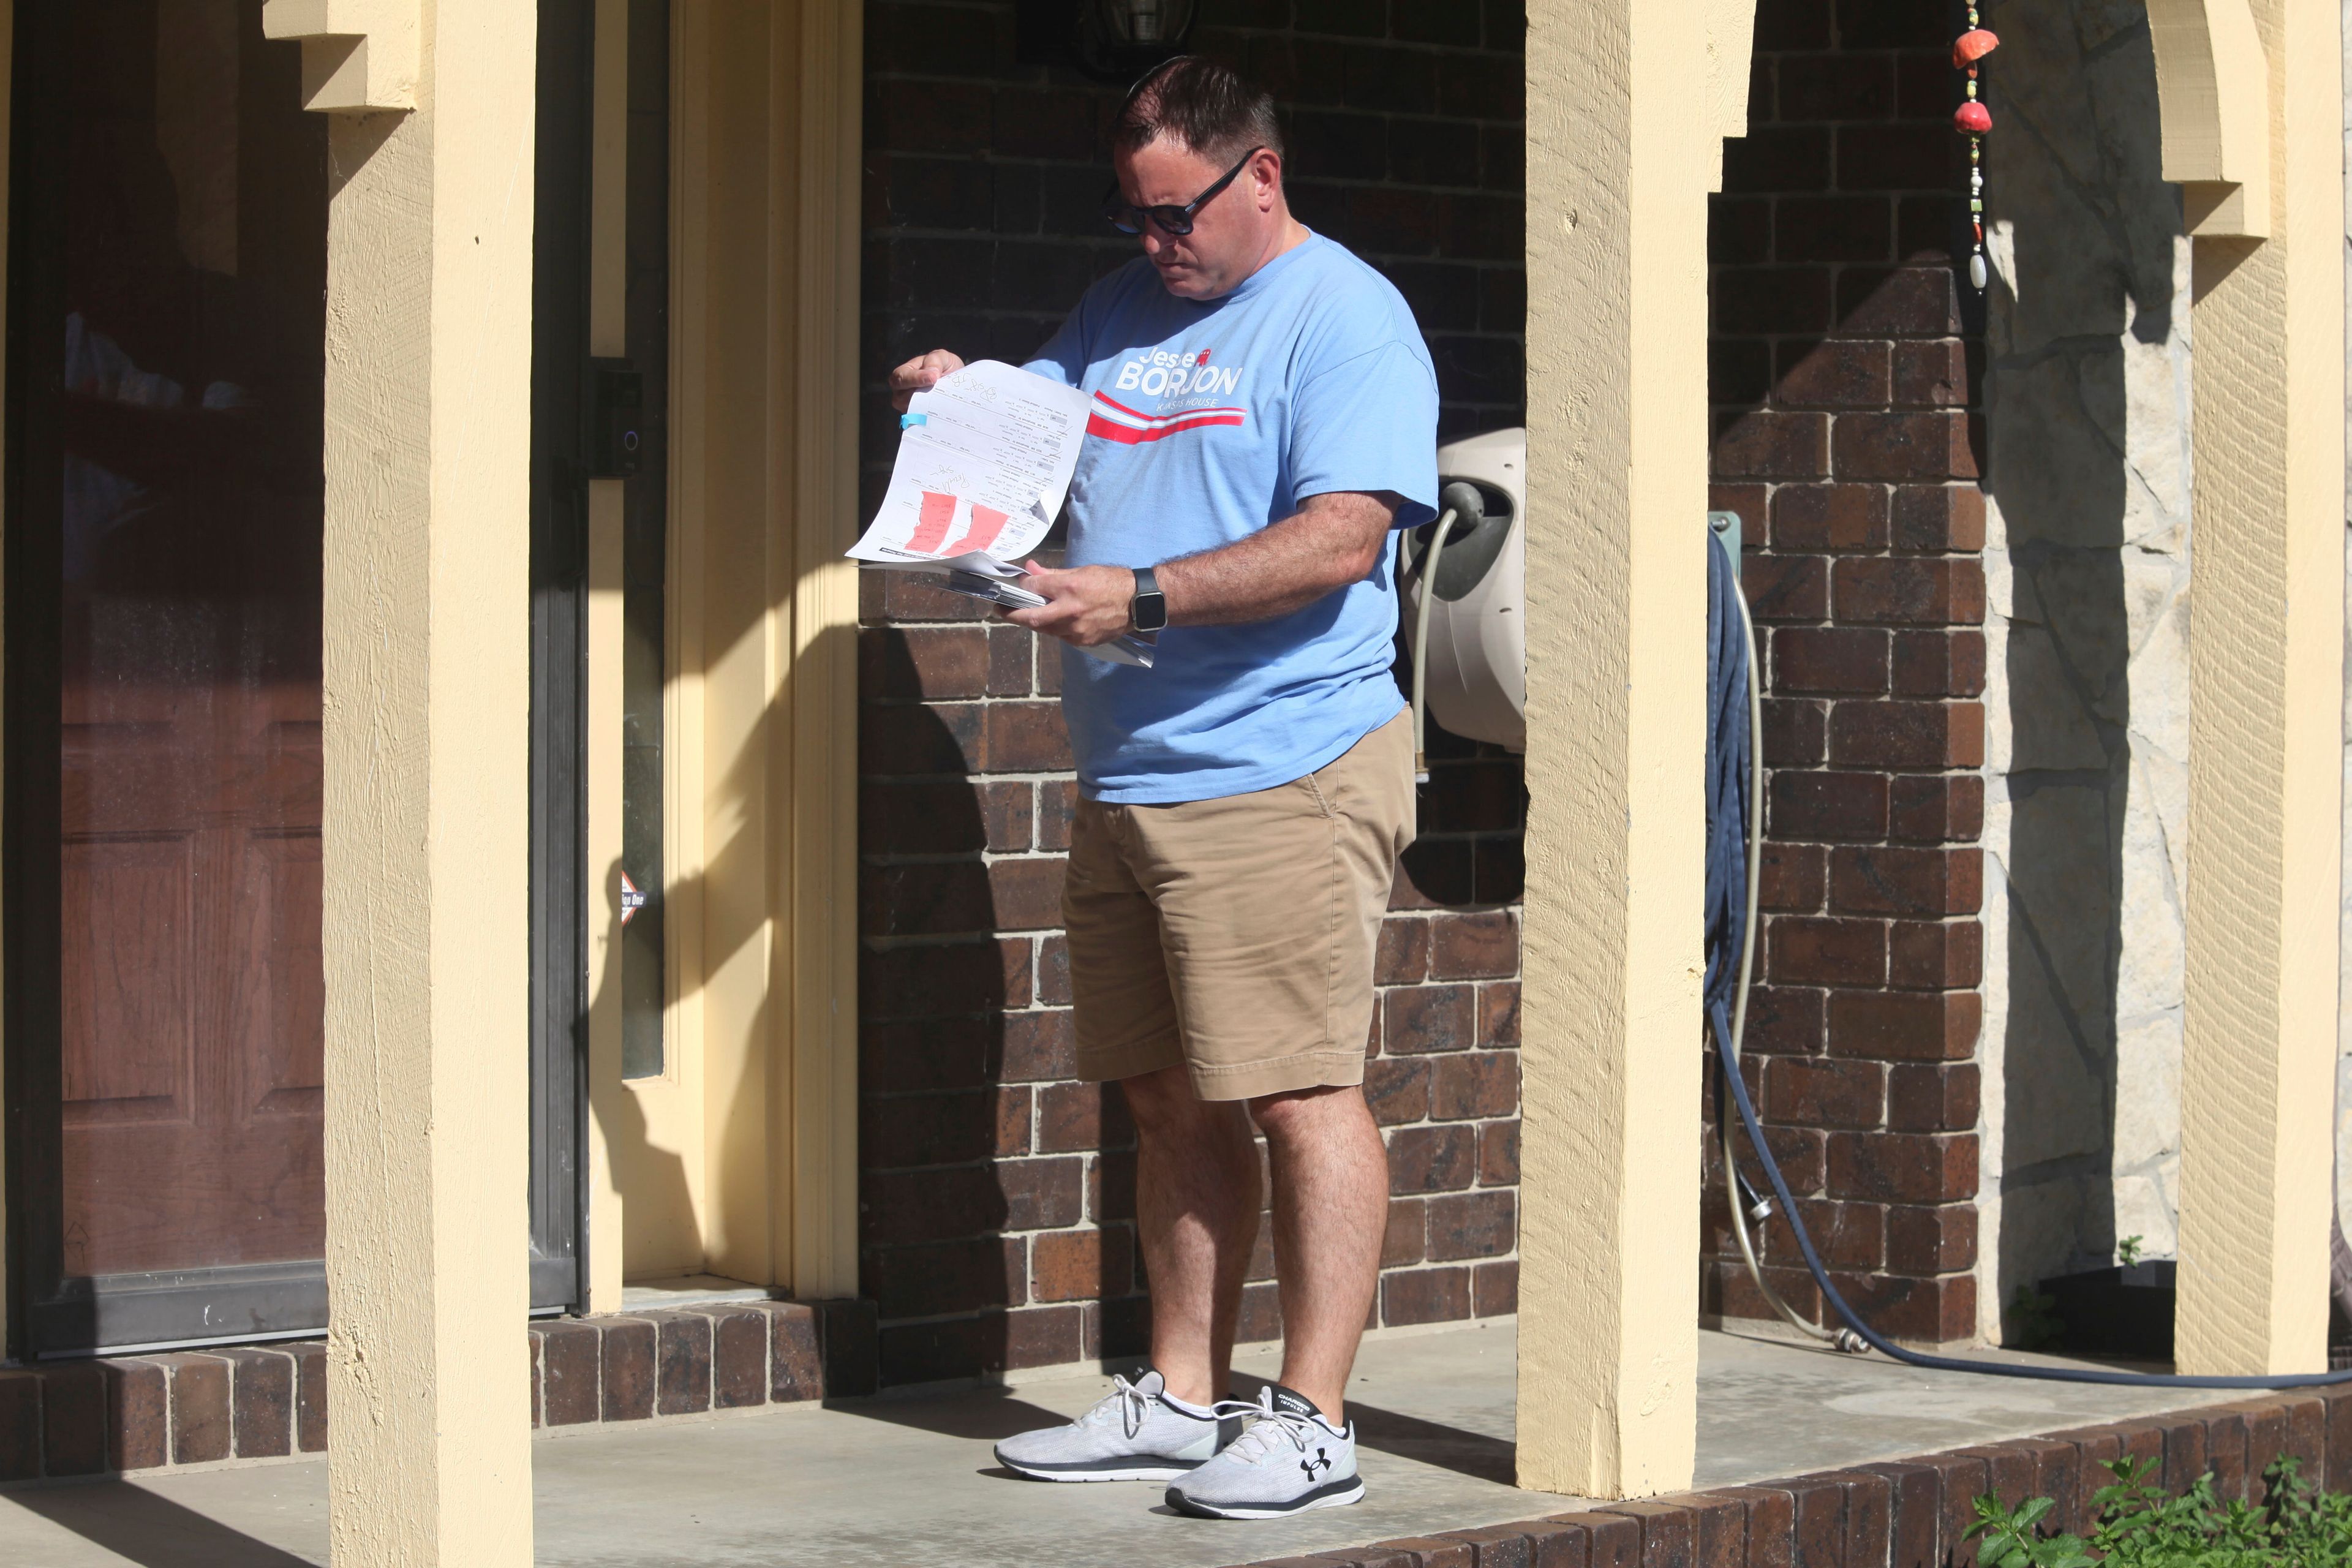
left=889, top=349, right=965, bottom=412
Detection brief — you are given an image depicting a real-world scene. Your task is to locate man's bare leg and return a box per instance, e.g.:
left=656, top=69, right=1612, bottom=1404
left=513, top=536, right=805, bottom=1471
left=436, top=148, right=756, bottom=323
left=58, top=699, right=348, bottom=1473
left=1250, top=1084, right=1388, bottom=1424
left=1121, top=1063, right=1262, bottom=1408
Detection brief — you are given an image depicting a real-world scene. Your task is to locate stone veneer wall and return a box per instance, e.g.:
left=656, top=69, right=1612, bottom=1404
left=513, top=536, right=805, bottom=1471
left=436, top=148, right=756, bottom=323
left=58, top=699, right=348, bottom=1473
left=1961, top=0, right=2352, bottom=1343
left=1974, top=1, right=2197, bottom=1333
left=857, top=0, right=1528, bottom=1387
left=1703, top=0, right=1985, bottom=1344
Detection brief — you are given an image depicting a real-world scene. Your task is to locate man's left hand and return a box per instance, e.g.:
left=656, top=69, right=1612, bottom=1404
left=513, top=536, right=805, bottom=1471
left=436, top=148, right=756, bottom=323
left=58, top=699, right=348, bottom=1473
left=1005, top=562, right=1134, bottom=646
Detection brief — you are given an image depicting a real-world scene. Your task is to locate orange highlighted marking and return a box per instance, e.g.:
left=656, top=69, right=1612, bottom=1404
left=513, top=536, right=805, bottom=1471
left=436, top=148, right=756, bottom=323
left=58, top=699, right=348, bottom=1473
left=947, top=504, right=1011, bottom=556
left=908, top=490, right=958, bottom=552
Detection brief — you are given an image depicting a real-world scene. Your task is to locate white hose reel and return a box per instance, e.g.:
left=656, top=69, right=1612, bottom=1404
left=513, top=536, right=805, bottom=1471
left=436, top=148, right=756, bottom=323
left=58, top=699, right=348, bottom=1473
left=1406, top=427, right=1527, bottom=775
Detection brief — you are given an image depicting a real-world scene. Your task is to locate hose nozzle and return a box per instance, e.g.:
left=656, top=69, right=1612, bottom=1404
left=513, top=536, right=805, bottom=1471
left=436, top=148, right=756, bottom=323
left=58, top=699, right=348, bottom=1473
left=1436, top=481, right=1485, bottom=546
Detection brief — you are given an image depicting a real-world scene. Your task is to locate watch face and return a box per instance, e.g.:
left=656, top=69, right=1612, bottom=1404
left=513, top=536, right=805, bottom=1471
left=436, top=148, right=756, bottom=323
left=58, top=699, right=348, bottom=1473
left=1133, top=594, right=1167, bottom=633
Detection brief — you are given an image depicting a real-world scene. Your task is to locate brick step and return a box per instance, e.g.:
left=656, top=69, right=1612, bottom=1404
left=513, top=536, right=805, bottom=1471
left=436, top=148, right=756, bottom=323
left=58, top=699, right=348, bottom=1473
left=0, top=1298, right=876, bottom=1486
left=1219, top=1387, right=2352, bottom=1568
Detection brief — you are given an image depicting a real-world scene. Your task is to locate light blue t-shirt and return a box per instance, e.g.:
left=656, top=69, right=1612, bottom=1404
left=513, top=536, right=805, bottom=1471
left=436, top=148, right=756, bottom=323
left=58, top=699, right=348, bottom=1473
left=1023, top=233, right=1440, bottom=804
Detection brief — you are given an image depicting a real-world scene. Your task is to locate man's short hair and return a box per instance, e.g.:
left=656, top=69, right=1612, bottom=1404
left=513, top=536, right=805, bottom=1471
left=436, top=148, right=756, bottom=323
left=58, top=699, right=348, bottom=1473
left=1112, top=56, right=1285, bottom=165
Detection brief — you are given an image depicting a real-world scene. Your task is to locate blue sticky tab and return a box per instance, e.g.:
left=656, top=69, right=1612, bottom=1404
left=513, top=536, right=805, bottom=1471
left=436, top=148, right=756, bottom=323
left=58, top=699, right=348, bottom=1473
left=900, top=412, right=928, bottom=428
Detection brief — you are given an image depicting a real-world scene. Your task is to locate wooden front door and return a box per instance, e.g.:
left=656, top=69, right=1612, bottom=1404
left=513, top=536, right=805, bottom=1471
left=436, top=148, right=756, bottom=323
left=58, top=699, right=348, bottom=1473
left=56, top=505, right=328, bottom=1283
left=6, top=0, right=330, bottom=1355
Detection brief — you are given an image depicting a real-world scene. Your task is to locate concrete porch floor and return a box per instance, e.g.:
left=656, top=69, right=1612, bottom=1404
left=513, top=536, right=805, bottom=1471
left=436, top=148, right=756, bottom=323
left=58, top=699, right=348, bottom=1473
left=0, top=1320, right=2242, bottom=1567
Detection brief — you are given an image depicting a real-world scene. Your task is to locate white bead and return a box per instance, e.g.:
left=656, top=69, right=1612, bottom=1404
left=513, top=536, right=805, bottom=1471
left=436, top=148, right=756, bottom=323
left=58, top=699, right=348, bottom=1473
left=1969, top=253, right=1988, bottom=290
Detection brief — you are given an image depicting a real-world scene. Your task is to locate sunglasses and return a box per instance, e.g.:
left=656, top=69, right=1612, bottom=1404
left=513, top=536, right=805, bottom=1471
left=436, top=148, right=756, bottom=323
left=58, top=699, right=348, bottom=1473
left=1101, top=146, right=1266, bottom=238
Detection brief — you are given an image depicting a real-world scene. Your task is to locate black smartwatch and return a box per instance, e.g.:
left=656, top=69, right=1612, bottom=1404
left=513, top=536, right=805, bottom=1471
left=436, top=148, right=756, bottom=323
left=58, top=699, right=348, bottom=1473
left=1128, top=565, right=1167, bottom=633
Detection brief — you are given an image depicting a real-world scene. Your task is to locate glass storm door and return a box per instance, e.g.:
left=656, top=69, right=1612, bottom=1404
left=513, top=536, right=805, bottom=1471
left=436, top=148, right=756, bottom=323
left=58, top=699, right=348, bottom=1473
left=5, top=0, right=594, bottom=1356
left=6, top=0, right=330, bottom=1355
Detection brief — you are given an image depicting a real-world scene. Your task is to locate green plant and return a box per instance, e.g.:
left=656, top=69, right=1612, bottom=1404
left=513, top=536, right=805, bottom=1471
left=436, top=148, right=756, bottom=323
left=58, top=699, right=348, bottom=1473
left=1962, top=1494, right=2095, bottom=1568
left=1967, top=1453, right=2352, bottom=1566
left=2117, top=1234, right=2144, bottom=1267
left=2007, top=1283, right=2066, bottom=1351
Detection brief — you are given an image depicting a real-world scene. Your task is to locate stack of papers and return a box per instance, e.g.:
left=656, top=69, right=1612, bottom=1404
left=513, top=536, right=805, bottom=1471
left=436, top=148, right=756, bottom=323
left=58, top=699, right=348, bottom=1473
left=850, top=360, right=1155, bottom=668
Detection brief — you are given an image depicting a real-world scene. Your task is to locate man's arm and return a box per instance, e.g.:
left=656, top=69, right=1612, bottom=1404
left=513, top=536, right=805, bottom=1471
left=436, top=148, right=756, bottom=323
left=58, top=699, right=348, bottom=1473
left=1007, top=490, right=1400, bottom=647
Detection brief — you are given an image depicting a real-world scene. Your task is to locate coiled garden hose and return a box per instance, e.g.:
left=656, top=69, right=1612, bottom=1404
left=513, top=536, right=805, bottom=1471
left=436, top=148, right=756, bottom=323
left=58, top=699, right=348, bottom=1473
left=1713, top=535, right=2352, bottom=1390
left=1716, top=563, right=1868, bottom=1353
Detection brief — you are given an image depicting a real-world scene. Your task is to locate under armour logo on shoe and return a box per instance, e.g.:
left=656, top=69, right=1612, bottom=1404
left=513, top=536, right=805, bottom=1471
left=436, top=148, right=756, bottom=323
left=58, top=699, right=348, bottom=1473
left=1301, top=1448, right=1332, bottom=1480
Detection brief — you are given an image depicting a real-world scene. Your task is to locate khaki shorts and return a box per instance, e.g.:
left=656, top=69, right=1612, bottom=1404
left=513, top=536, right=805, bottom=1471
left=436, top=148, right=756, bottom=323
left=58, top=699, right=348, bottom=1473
left=1063, top=709, right=1416, bottom=1101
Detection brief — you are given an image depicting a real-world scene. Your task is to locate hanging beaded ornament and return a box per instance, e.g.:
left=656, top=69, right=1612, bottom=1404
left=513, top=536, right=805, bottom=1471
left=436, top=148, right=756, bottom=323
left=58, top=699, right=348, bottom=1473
left=1954, top=17, right=1999, bottom=291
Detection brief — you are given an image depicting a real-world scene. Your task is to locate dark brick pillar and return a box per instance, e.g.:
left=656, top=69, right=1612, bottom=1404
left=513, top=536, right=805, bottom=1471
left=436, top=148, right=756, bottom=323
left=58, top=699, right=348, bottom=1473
left=859, top=1, right=1528, bottom=1385
left=1702, top=0, right=1984, bottom=1344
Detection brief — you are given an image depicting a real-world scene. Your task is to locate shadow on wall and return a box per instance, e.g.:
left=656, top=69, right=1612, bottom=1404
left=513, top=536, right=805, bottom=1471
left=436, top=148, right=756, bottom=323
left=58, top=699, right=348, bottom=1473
left=859, top=632, right=1022, bottom=1384
left=587, top=852, right=695, bottom=1278
left=1980, top=0, right=2191, bottom=1331
left=856, top=605, right=1149, bottom=1385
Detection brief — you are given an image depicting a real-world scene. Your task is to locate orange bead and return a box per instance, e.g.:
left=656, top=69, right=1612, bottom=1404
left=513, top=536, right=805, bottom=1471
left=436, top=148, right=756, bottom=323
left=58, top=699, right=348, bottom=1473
left=1953, top=28, right=2000, bottom=67
left=1954, top=101, right=1992, bottom=133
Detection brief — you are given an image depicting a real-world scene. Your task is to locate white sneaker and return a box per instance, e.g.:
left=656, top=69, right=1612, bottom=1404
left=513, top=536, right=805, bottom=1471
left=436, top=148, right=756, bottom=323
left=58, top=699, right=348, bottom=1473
left=1163, top=1383, right=1365, bottom=1519
left=993, top=1370, right=1228, bottom=1482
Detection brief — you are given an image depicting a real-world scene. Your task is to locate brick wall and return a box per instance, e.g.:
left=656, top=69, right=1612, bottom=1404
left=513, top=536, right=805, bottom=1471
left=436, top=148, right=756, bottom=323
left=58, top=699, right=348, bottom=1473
left=0, top=1302, right=869, bottom=1482
left=859, top=1, right=1528, bottom=1386
left=1702, top=0, right=1985, bottom=1344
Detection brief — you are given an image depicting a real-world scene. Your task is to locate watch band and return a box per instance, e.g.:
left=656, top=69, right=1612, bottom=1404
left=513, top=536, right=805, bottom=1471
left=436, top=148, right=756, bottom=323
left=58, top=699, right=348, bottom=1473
left=1128, top=565, right=1167, bottom=633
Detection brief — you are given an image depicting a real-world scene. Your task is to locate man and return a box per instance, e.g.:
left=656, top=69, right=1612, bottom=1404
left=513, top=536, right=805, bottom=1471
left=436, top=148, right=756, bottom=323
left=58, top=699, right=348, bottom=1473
left=889, top=56, right=1438, bottom=1521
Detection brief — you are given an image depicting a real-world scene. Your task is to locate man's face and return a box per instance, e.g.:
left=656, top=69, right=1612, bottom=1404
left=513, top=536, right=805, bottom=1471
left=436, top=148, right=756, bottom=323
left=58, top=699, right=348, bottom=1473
left=1112, top=138, right=1277, bottom=301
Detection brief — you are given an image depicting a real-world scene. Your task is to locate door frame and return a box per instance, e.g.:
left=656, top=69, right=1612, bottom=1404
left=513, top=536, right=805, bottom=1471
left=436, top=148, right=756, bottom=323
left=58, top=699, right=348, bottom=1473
left=574, top=0, right=865, bottom=1300
left=653, top=0, right=863, bottom=1300
left=526, top=0, right=600, bottom=1317
left=1, top=0, right=58, bottom=1363
left=0, top=0, right=15, bottom=1357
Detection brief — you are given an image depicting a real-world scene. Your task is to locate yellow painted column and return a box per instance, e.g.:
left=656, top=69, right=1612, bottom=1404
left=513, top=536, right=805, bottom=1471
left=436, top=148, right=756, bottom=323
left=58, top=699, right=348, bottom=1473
left=1517, top=0, right=1750, bottom=1498
left=314, top=1, right=537, bottom=1559
left=783, top=0, right=867, bottom=1303
left=2174, top=0, right=2345, bottom=1376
